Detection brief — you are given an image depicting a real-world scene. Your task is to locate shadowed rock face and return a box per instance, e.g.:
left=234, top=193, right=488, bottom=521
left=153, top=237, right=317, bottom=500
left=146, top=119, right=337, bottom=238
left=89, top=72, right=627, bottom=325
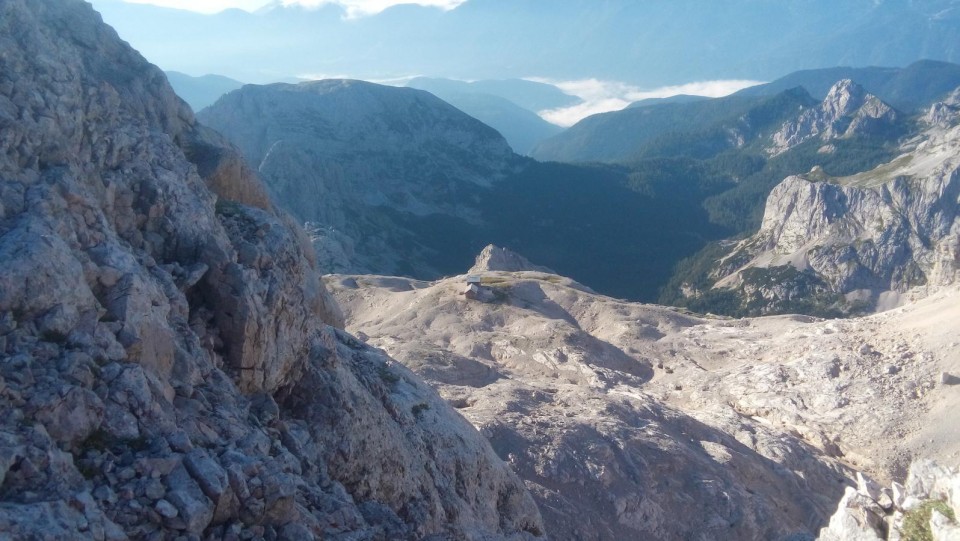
left=0, top=1, right=544, bottom=539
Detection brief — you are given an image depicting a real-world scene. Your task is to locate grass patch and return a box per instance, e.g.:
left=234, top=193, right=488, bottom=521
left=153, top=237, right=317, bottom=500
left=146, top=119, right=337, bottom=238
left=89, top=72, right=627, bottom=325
left=411, top=403, right=430, bottom=419
left=902, top=500, right=956, bottom=541
left=377, top=364, right=400, bottom=385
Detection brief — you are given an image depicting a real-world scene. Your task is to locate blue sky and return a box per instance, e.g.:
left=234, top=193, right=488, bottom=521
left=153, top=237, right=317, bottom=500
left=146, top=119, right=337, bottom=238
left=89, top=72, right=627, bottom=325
left=120, top=0, right=467, bottom=16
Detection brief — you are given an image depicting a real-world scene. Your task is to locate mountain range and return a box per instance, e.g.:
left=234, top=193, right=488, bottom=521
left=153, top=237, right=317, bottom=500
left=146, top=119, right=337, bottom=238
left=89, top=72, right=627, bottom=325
left=199, top=79, right=728, bottom=301
left=90, top=0, right=960, bottom=86
left=5, top=1, right=960, bottom=540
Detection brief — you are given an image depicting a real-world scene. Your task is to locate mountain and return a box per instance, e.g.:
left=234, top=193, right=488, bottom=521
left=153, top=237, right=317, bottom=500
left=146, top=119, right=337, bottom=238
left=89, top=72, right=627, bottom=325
left=628, top=94, right=711, bottom=108
left=406, top=78, right=568, bottom=154
left=198, top=79, right=517, bottom=278
left=531, top=89, right=818, bottom=164
left=89, top=0, right=960, bottom=87
left=328, top=249, right=960, bottom=539
left=201, top=80, right=727, bottom=301
left=0, top=1, right=544, bottom=538
left=735, top=60, right=960, bottom=112
left=768, top=79, right=903, bottom=155
left=164, top=71, right=244, bottom=111
left=699, top=89, right=960, bottom=315
left=407, top=77, right=581, bottom=112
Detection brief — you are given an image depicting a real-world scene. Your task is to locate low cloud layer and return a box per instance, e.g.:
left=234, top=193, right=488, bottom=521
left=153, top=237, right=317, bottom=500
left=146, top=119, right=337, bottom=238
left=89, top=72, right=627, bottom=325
left=535, top=78, right=764, bottom=127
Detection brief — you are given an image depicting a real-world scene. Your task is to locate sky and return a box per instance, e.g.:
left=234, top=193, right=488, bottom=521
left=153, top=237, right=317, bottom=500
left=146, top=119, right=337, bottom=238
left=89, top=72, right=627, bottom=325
left=122, top=0, right=467, bottom=16
left=109, top=0, right=764, bottom=126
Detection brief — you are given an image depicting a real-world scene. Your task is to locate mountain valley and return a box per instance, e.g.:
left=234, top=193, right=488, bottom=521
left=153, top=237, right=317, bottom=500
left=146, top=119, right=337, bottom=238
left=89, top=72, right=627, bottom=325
left=2, top=0, right=960, bottom=540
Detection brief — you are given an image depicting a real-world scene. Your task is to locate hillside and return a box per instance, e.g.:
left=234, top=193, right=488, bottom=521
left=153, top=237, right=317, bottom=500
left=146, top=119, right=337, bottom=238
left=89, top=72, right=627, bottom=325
left=201, top=81, right=727, bottom=301
left=0, top=1, right=544, bottom=538
left=406, top=78, right=566, bottom=154
left=688, top=89, right=960, bottom=316
left=329, top=250, right=960, bottom=540
left=531, top=89, right=817, bottom=164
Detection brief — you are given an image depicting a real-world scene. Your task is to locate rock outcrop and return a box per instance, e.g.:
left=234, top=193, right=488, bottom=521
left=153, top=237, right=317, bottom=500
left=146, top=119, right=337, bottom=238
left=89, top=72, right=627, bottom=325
left=0, top=1, right=544, bottom=539
left=469, top=244, right=556, bottom=274
left=712, top=89, right=960, bottom=313
left=769, top=79, right=901, bottom=155
left=198, top=80, right=518, bottom=277
left=818, top=461, right=960, bottom=541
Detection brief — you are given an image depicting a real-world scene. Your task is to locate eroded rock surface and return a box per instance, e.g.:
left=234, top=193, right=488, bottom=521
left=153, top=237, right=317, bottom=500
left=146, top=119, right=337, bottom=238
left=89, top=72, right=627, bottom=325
left=770, top=79, right=901, bottom=156
left=330, top=244, right=960, bottom=540
left=712, top=91, right=960, bottom=314
left=0, top=1, right=544, bottom=539
left=818, top=461, right=960, bottom=541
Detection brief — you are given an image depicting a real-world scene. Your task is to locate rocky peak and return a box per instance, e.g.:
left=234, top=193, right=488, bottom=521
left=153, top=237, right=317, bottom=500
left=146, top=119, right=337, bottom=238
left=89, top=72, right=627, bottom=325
left=821, top=79, right=869, bottom=119
left=0, top=0, right=543, bottom=538
left=469, top=244, right=555, bottom=274
left=713, top=111, right=960, bottom=314
left=770, top=79, right=900, bottom=155
left=926, top=87, right=960, bottom=128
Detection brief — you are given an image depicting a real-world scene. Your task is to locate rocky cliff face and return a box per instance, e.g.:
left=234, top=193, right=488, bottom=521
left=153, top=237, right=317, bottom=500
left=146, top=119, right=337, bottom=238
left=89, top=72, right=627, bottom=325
left=198, top=80, right=518, bottom=277
left=769, top=79, right=901, bottom=155
left=711, top=89, right=960, bottom=313
left=0, top=1, right=544, bottom=538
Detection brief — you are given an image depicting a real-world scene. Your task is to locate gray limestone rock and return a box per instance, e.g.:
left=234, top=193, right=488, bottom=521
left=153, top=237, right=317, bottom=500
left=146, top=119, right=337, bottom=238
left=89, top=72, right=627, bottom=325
left=470, top=244, right=556, bottom=274
left=770, top=80, right=901, bottom=156
left=931, top=510, right=960, bottom=541
left=0, top=1, right=544, bottom=539
left=713, top=95, right=960, bottom=313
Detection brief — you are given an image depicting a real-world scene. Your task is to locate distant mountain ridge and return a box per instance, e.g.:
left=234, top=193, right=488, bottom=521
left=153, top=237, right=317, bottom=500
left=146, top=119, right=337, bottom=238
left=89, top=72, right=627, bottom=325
left=703, top=89, right=960, bottom=315
left=90, top=0, right=960, bottom=87
left=406, top=77, right=568, bottom=154
left=407, top=77, right=581, bottom=112
left=165, top=71, right=243, bottom=111
left=198, top=79, right=516, bottom=278
left=531, top=89, right=819, bottom=164
left=202, top=79, right=727, bottom=300
left=735, top=60, right=960, bottom=112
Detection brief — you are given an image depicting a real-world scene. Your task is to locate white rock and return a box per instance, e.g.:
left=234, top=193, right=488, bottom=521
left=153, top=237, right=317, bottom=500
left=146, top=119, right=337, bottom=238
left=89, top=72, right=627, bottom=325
left=931, top=509, right=960, bottom=541
left=858, top=471, right=883, bottom=501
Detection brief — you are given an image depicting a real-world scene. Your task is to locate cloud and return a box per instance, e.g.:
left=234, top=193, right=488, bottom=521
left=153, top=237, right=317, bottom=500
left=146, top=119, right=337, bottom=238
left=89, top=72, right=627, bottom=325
left=121, top=0, right=270, bottom=13
left=533, top=78, right=765, bottom=127
left=283, top=0, right=466, bottom=17
left=120, top=0, right=467, bottom=16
